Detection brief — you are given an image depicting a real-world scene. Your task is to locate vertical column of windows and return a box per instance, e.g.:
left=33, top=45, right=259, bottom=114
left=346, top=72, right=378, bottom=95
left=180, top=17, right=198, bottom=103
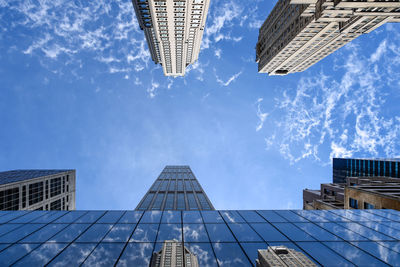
left=22, top=185, right=26, bottom=208
left=397, top=162, right=400, bottom=178
left=367, top=160, right=370, bottom=176
left=45, top=180, right=49, bottom=199
left=155, top=1, right=172, bottom=73
left=197, top=193, right=211, bottom=210
left=192, top=180, right=201, bottom=191
left=152, top=193, right=165, bottom=210
left=50, top=199, right=62, bottom=210
left=62, top=177, right=65, bottom=193
left=169, top=180, right=176, bottom=191
left=177, top=180, right=184, bottom=191
left=151, top=180, right=161, bottom=191
left=139, top=193, right=155, bottom=210
left=350, top=159, right=352, bottom=176
left=50, top=177, right=62, bottom=198
left=159, top=180, right=169, bottom=191
left=29, top=182, right=44, bottom=206
left=187, top=193, right=198, bottom=210
left=0, top=187, right=19, bottom=210
left=165, top=193, right=175, bottom=210
left=184, top=180, right=192, bottom=191
left=177, top=193, right=185, bottom=210
left=174, top=0, right=185, bottom=73
left=362, top=160, right=366, bottom=176
left=187, top=0, right=203, bottom=64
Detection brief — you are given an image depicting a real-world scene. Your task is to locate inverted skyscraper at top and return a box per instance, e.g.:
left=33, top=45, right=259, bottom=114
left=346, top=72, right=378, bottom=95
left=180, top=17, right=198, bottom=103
left=132, top=0, right=210, bottom=77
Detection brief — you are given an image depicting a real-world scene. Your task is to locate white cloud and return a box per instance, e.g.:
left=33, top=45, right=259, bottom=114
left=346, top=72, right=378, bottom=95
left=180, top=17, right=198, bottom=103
left=147, top=81, right=159, bottom=98
left=255, top=98, right=268, bottom=132
left=215, top=71, right=242, bottom=87
left=215, top=48, right=221, bottom=59
left=370, top=39, right=387, bottom=63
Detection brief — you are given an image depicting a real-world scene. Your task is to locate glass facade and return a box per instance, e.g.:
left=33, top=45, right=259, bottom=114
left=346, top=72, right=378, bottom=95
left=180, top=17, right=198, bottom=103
left=0, top=209, right=399, bottom=266
left=136, top=166, right=214, bottom=211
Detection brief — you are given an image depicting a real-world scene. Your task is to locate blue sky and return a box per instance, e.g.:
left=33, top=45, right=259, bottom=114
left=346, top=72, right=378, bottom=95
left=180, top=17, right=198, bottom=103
left=1, top=0, right=400, bottom=210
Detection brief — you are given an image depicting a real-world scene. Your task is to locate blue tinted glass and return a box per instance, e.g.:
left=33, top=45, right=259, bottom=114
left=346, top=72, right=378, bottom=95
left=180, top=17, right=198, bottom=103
left=117, top=243, right=153, bottom=266
left=238, top=211, right=266, bottom=223
left=316, top=223, right=368, bottom=241
left=358, top=221, right=400, bottom=239
left=187, top=193, right=198, bottom=210
left=0, top=224, right=23, bottom=237
left=82, top=242, right=125, bottom=267
left=229, top=223, right=263, bottom=242
left=183, top=211, right=203, bottom=223
left=364, top=209, right=400, bottom=221
left=346, top=210, right=390, bottom=222
left=220, top=211, right=245, bottom=223
left=323, top=241, right=389, bottom=266
left=352, top=241, right=400, bottom=266
left=31, top=211, right=68, bottom=223
left=381, top=221, right=400, bottom=231
left=75, top=224, right=113, bottom=243
left=206, top=224, right=235, bottom=242
left=328, top=210, right=372, bottom=222
left=0, top=223, right=44, bottom=243
left=250, top=223, right=289, bottom=242
left=274, top=210, right=308, bottom=222
left=53, top=211, right=88, bottom=223
left=378, top=241, right=400, bottom=253
left=97, top=211, right=125, bottom=223
left=186, top=243, right=218, bottom=266
left=161, top=211, right=181, bottom=223
left=309, top=210, right=350, bottom=222
left=13, top=243, right=67, bottom=266
left=10, top=211, right=46, bottom=223
left=118, top=211, right=143, bottom=223
left=337, top=222, right=394, bottom=241
left=157, top=223, right=182, bottom=242
left=48, top=243, right=96, bottom=266
left=0, top=243, right=40, bottom=266
left=202, top=211, right=224, bottom=223
left=241, top=242, right=268, bottom=264
left=103, top=224, right=135, bottom=242
left=294, top=223, right=341, bottom=241
left=20, top=224, right=69, bottom=243
left=0, top=243, right=8, bottom=251
left=140, top=211, right=162, bottom=223
left=212, top=242, right=251, bottom=266
left=129, top=224, right=158, bottom=242
left=293, top=210, right=329, bottom=222
left=0, top=211, right=30, bottom=223
left=48, top=223, right=91, bottom=242
left=183, top=224, right=209, bottom=242
left=296, top=242, right=354, bottom=267
left=272, top=223, right=316, bottom=241
left=257, top=210, right=287, bottom=222
left=75, top=211, right=106, bottom=223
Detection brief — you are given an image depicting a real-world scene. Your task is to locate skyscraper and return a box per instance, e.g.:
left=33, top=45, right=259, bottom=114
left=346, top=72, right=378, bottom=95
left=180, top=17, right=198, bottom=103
left=256, top=246, right=316, bottom=267
left=151, top=240, right=199, bottom=267
left=132, top=0, right=210, bottom=77
left=135, top=165, right=214, bottom=210
left=256, top=0, right=400, bottom=75
left=0, top=169, right=76, bottom=211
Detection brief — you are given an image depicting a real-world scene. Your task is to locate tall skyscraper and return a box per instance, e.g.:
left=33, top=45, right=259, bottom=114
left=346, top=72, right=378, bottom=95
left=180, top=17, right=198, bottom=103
left=333, top=157, right=400, bottom=183
left=256, top=246, right=316, bottom=267
left=151, top=240, right=199, bottom=267
left=135, top=165, right=214, bottom=210
left=0, top=169, right=76, bottom=211
left=256, top=0, right=400, bottom=75
left=132, top=0, right=210, bottom=76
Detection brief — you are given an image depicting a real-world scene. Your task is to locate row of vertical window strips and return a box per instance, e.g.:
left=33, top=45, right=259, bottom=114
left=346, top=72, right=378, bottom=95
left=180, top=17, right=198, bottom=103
left=346, top=159, right=400, bottom=178
left=151, top=178, right=201, bottom=191
left=139, top=191, right=211, bottom=210
left=0, top=175, right=70, bottom=211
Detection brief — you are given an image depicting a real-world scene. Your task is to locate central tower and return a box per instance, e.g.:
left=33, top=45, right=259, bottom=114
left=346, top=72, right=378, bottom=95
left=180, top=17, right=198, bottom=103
left=135, top=165, right=214, bottom=210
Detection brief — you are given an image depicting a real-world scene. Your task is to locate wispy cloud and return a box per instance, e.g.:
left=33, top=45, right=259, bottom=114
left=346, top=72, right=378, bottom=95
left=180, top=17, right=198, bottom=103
left=255, top=98, right=268, bottom=132
left=147, top=80, right=159, bottom=98
left=215, top=70, right=242, bottom=87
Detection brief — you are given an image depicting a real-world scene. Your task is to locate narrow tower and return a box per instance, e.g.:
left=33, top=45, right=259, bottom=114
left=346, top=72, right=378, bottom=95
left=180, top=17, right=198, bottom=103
left=135, top=165, right=214, bottom=210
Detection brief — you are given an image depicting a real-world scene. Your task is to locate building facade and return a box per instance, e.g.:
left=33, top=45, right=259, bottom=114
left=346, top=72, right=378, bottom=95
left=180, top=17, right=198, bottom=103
left=256, top=0, right=400, bottom=75
left=135, top=165, right=214, bottom=211
left=0, top=170, right=76, bottom=211
left=132, top=0, right=210, bottom=76
left=256, top=246, right=316, bottom=267
left=151, top=240, right=199, bottom=267
left=333, top=157, right=400, bottom=183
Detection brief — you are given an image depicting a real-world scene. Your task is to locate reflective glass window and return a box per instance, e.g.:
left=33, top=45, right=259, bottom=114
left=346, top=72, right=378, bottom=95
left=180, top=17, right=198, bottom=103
left=315, top=223, right=368, bottom=241
left=293, top=210, right=329, bottom=222
left=0, top=223, right=44, bottom=243
left=138, top=193, right=154, bottom=210
left=75, top=211, right=106, bottom=223
left=75, top=224, right=113, bottom=243
left=48, top=223, right=91, bottom=242
left=156, top=223, right=182, bottom=242
left=336, top=222, right=394, bottom=241
left=250, top=223, right=289, bottom=242
left=129, top=224, right=158, bottom=242
left=359, top=221, right=400, bottom=239
left=220, top=211, right=245, bottom=223
left=97, top=211, right=125, bottom=223
left=206, top=223, right=235, bottom=242
left=183, top=211, right=203, bottom=223
left=294, top=222, right=341, bottom=241
left=365, top=209, right=400, bottom=221
left=140, top=211, right=162, bottom=223
left=185, top=180, right=192, bottom=190
left=257, top=210, right=287, bottom=222
left=0, top=243, right=40, bottom=266
left=118, top=211, right=143, bottom=223
left=168, top=180, right=175, bottom=191
left=309, top=210, right=350, bottom=222
left=229, top=223, right=263, bottom=242
left=164, top=193, right=175, bottom=210
left=272, top=223, right=316, bottom=241
left=187, top=193, right=198, bottom=210
left=176, top=193, right=185, bottom=210
left=238, top=211, right=266, bottom=223
left=48, top=243, right=96, bottom=266
left=296, top=242, right=353, bottom=266
left=212, top=242, right=251, bottom=266
left=117, top=243, right=154, bottom=266
left=177, top=180, right=184, bottom=191
left=0, top=224, right=23, bottom=237
left=10, top=211, right=46, bottom=223
left=197, top=193, right=211, bottom=210
left=202, top=211, right=224, bottom=223
left=151, top=180, right=161, bottom=191
left=31, top=211, right=68, bottom=223
left=103, top=224, right=135, bottom=242
left=192, top=180, right=201, bottom=191
left=13, top=243, right=67, bottom=266
left=53, top=211, right=88, bottom=223
left=20, top=223, right=68, bottom=243
left=347, top=209, right=390, bottom=222
left=352, top=241, right=400, bottom=266
left=378, top=241, right=400, bottom=254
left=186, top=243, right=218, bottom=266
left=151, top=193, right=165, bottom=210
left=161, top=211, right=181, bottom=223
left=159, top=180, right=168, bottom=191
left=183, top=224, right=209, bottom=242
left=82, top=243, right=125, bottom=266
left=0, top=211, right=29, bottom=223
left=274, top=210, right=308, bottom=222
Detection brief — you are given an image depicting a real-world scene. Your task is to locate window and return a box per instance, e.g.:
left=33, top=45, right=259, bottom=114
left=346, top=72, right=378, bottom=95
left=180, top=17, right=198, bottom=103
left=184, top=180, right=192, bottom=191
left=50, top=199, right=62, bottom=210
left=151, top=193, right=165, bottom=210
left=29, top=182, right=44, bottom=205
left=177, top=193, right=185, bottom=210
left=187, top=193, right=198, bottom=210
left=364, top=202, right=374, bottom=209
left=197, top=193, right=211, bottom=210
left=138, top=193, right=154, bottom=210
left=22, top=185, right=26, bottom=208
left=50, top=178, right=62, bottom=198
left=165, top=193, right=175, bottom=210
left=0, top=187, right=19, bottom=210
left=349, top=198, right=358, bottom=209
left=45, top=180, right=48, bottom=199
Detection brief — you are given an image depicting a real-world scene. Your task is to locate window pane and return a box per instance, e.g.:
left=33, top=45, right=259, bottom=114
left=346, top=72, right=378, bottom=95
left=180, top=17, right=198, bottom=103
left=0, top=223, right=45, bottom=243
left=118, top=211, right=143, bottom=223
left=177, top=180, right=184, bottom=191
left=257, top=210, right=287, bottom=222
left=13, top=243, right=67, bottom=266
left=272, top=223, right=316, bottom=241
left=129, top=224, right=158, bottom=242
left=296, top=242, right=353, bottom=266
left=138, top=193, right=154, bottom=210
left=251, top=223, right=289, bottom=242
left=31, top=211, right=68, bottom=223
left=20, top=223, right=69, bottom=243
left=183, top=211, right=203, bottom=223
left=75, top=224, right=113, bottom=243
left=183, top=224, right=209, bottom=242
left=294, top=223, right=341, bottom=241
left=351, top=241, right=400, bottom=266
left=337, top=222, right=394, bottom=241
left=82, top=243, right=125, bottom=267
left=0, top=243, right=40, bottom=266
left=10, top=211, right=46, bottom=223
left=206, top=224, right=235, bottom=242
left=117, top=243, right=153, bottom=266
left=48, top=223, right=91, bottom=242
left=168, top=180, right=176, bottom=191
left=220, top=211, right=245, bottom=223
left=75, top=211, right=106, bottom=223
left=274, top=210, right=308, bottom=222
left=186, top=243, right=218, bottom=266
left=197, top=193, right=211, bottom=210
left=49, top=243, right=96, bottom=266
left=185, top=180, right=192, bottom=191
left=238, top=211, right=266, bottom=223
left=161, top=211, right=181, bottom=223
left=0, top=211, right=30, bottom=223
left=229, top=223, right=263, bottom=242
left=102, top=224, right=135, bottom=242
left=97, top=211, right=125, bottom=223
left=151, top=193, right=165, bottom=210
left=315, top=223, right=368, bottom=241
left=202, top=211, right=224, bottom=223
left=53, top=211, right=88, bottom=223
left=241, top=242, right=269, bottom=265
left=140, top=211, right=162, bottom=223
left=187, top=193, right=198, bottom=210
left=164, top=193, right=175, bottom=210
left=176, top=193, right=185, bottom=210
left=212, top=242, right=251, bottom=266
left=156, top=223, right=182, bottom=242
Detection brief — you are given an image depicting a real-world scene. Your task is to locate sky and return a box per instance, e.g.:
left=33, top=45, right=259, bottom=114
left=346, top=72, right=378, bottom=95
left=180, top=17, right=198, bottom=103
left=1, top=0, right=400, bottom=210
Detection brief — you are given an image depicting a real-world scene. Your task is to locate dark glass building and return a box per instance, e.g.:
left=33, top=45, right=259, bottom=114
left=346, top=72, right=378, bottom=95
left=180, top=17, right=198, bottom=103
left=333, top=158, right=400, bottom=183
left=135, top=166, right=214, bottom=211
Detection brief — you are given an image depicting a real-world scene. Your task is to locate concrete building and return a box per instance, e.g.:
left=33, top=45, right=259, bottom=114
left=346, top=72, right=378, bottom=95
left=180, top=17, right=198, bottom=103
left=132, top=0, right=210, bottom=77
left=0, top=170, right=76, bottom=211
left=256, top=246, right=316, bottom=267
left=303, top=183, right=345, bottom=210
left=151, top=240, right=199, bottom=267
left=256, top=0, right=400, bottom=75
left=135, top=165, right=214, bottom=211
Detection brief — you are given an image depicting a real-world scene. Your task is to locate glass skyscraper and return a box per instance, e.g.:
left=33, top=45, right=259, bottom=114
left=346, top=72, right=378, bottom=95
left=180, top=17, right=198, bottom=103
left=135, top=166, right=214, bottom=211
